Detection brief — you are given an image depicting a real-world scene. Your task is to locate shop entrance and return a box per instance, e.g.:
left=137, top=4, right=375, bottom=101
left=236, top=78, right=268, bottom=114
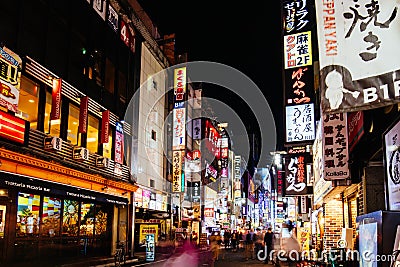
left=0, top=196, right=10, bottom=264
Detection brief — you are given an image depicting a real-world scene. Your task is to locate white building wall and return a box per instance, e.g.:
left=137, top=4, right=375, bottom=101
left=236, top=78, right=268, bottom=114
left=137, top=44, right=166, bottom=190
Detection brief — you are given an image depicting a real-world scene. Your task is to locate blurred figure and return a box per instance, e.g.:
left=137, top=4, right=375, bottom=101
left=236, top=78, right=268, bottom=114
left=223, top=230, right=231, bottom=249
left=264, top=227, right=274, bottom=264
left=209, top=231, right=220, bottom=261
left=254, top=229, right=263, bottom=260
left=162, top=241, right=198, bottom=267
left=244, top=229, right=255, bottom=260
left=190, top=230, right=198, bottom=247
left=231, top=230, right=239, bottom=251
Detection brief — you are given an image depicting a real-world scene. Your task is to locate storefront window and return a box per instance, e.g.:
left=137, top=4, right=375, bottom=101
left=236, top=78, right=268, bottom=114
left=87, top=114, right=99, bottom=153
left=16, top=192, right=41, bottom=237
left=80, top=202, right=94, bottom=236
left=67, top=104, right=81, bottom=146
left=17, top=76, right=39, bottom=128
left=95, top=204, right=108, bottom=236
left=41, top=196, right=61, bottom=237
left=44, top=91, right=61, bottom=136
left=62, top=199, right=79, bottom=236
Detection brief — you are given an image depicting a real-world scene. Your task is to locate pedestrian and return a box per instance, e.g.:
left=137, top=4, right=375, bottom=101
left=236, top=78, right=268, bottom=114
left=190, top=231, right=198, bottom=247
left=182, top=229, right=188, bottom=243
left=254, top=229, right=263, bottom=260
left=244, top=229, right=255, bottom=260
left=209, top=231, right=221, bottom=261
left=264, top=227, right=274, bottom=264
left=231, top=230, right=238, bottom=251
left=223, top=230, right=231, bottom=249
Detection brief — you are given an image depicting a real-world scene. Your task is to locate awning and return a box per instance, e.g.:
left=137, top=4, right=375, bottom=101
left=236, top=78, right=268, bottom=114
left=0, top=171, right=128, bottom=204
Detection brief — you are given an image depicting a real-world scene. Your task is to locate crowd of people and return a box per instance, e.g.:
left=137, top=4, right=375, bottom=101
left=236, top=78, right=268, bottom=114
left=207, top=227, right=287, bottom=264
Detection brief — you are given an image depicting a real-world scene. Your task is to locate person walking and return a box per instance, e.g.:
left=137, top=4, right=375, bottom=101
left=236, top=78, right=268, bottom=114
left=231, top=230, right=238, bottom=251
left=254, top=229, right=263, bottom=260
left=264, top=227, right=274, bottom=264
left=190, top=230, right=198, bottom=247
left=244, top=229, right=255, bottom=260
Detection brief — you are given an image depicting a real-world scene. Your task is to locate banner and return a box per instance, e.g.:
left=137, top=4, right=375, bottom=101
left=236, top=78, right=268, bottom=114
left=172, top=150, right=184, bottom=192
left=284, top=154, right=308, bottom=195
left=348, top=111, right=364, bottom=152
left=101, top=110, right=110, bottom=144
left=172, top=107, right=186, bottom=150
left=50, top=78, right=62, bottom=120
left=322, top=113, right=349, bottom=180
left=174, top=67, right=186, bottom=102
left=285, top=103, right=315, bottom=143
left=384, top=117, right=400, bottom=210
left=114, top=121, right=124, bottom=164
left=78, top=96, right=88, bottom=134
left=315, top=0, right=400, bottom=114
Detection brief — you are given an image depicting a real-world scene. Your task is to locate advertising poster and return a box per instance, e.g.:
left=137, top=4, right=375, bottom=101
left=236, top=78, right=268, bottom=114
left=145, top=234, right=155, bottom=262
left=283, top=31, right=313, bottom=69
left=139, top=224, right=158, bottom=245
left=359, top=223, right=377, bottom=267
left=384, top=118, right=400, bottom=210
left=0, top=46, right=21, bottom=113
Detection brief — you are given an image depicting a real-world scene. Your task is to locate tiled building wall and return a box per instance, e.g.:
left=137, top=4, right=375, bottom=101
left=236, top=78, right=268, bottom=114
left=323, top=199, right=343, bottom=249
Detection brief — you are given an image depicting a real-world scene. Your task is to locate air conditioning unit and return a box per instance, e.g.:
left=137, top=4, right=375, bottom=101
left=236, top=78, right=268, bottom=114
left=44, top=136, right=62, bottom=151
left=96, top=156, right=110, bottom=168
left=73, top=147, right=89, bottom=161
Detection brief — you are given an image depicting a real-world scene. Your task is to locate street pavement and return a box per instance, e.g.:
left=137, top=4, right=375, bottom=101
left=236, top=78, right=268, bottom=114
left=121, top=248, right=275, bottom=267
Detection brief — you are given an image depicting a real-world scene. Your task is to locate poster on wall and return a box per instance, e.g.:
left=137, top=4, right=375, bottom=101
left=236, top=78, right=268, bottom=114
left=315, top=0, right=400, bottom=114
left=384, top=117, right=400, bottom=210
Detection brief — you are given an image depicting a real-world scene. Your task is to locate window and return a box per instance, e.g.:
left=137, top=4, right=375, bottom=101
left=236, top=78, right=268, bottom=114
left=41, top=196, right=61, bottom=237
left=62, top=199, right=79, bottom=236
left=44, top=91, right=61, bottom=136
left=104, top=58, right=115, bottom=94
left=150, top=179, right=155, bottom=188
left=16, top=192, right=41, bottom=237
left=87, top=114, right=99, bottom=153
left=17, top=76, right=39, bottom=128
left=94, top=204, right=108, bottom=236
left=151, top=130, right=156, bottom=141
left=67, top=104, right=80, bottom=146
left=80, top=202, right=95, bottom=236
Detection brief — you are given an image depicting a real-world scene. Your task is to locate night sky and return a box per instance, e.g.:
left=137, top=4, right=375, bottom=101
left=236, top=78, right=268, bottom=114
left=137, top=1, right=285, bottom=165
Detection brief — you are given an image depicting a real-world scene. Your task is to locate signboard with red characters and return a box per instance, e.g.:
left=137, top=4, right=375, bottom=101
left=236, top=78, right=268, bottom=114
left=0, top=110, right=28, bottom=145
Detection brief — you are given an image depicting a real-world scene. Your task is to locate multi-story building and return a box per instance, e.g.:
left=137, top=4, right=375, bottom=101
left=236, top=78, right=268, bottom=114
left=0, top=0, right=173, bottom=265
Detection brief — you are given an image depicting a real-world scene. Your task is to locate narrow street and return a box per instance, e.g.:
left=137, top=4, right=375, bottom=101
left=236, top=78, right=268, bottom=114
left=124, top=248, right=275, bottom=267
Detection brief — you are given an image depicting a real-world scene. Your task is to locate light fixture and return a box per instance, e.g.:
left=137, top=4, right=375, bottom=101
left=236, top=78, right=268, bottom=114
left=28, top=99, right=35, bottom=103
